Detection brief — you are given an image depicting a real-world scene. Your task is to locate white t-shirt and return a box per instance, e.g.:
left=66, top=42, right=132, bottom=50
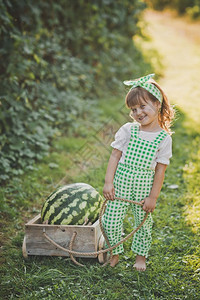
left=111, top=122, right=172, bottom=170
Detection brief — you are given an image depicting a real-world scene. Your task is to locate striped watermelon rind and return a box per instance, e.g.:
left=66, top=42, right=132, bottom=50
left=41, top=183, right=103, bottom=225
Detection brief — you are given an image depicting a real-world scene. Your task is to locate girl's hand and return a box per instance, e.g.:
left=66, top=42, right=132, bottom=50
left=140, top=196, right=157, bottom=213
left=103, top=183, right=115, bottom=200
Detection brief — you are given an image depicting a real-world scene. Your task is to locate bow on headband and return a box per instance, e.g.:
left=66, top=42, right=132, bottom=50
left=123, top=73, right=162, bottom=103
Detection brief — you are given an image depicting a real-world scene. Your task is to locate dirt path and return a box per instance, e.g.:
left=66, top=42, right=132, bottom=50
left=143, top=10, right=200, bottom=125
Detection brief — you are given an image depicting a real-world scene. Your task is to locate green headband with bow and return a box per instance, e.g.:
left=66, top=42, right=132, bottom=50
left=123, top=73, right=162, bottom=103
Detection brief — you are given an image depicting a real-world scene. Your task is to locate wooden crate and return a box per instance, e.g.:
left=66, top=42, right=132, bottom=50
left=23, top=214, right=106, bottom=261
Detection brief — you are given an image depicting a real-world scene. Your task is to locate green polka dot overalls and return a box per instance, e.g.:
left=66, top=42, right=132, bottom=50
left=102, top=123, right=168, bottom=257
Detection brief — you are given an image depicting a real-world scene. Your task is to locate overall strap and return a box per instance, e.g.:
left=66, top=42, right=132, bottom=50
left=131, top=123, right=139, bottom=139
left=153, top=130, right=168, bottom=145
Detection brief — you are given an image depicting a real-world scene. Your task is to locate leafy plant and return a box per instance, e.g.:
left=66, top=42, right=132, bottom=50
left=147, top=0, right=200, bottom=18
left=0, top=0, right=150, bottom=183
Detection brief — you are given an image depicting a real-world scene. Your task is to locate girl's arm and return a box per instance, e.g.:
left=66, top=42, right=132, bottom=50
left=141, top=163, right=167, bottom=212
left=103, top=148, right=122, bottom=200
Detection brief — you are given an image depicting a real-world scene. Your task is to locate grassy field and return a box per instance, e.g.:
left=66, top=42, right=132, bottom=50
left=1, top=10, right=200, bottom=300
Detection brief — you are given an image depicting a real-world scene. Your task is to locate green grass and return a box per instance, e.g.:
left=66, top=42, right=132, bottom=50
left=1, top=10, right=200, bottom=300
left=1, top=105, right=199, bottom=300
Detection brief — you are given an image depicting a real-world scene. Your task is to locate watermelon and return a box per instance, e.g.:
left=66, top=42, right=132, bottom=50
left=41, top=183, right=103, bottom=225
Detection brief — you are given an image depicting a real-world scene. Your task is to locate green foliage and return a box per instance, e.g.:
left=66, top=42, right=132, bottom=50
left=186, top=3, right=200, bottom=19
left=148, top=0, right=200, bottom=18
left=146, top=0, right=171, bottom=11
left=0, top=0, right=149, bottom=183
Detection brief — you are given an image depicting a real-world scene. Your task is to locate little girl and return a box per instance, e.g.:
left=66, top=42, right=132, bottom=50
left=102, top=74, right=174, bottom=271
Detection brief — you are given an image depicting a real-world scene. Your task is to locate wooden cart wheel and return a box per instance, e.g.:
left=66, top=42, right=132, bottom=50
left=22, top=236, right=28, bottom=259
left=98, top=234, right=108, bottom=264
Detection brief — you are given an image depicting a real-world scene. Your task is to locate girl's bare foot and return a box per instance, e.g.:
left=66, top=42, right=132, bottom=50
left=110, top=255, right=119, bottom=267
left=133, top=255, right=146, bottom=271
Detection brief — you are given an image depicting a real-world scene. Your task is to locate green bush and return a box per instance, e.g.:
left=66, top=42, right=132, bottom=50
left=0, top=0, right=150, bottom=183
left=186, top=4, right=200, bottom=19
left=148, top=0, right=200, bottom=18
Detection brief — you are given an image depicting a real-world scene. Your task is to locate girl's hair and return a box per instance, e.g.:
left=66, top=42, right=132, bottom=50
left=125, top=78, right=175, bottom=134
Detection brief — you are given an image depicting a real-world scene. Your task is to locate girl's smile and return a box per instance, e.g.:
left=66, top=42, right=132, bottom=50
left=131, top=100, right=161, bottom=131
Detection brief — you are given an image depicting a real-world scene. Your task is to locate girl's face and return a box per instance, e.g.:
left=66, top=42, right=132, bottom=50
left=130, top=99, right=161, bottom=130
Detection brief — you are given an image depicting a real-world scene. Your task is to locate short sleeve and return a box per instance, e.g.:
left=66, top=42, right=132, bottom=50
left=156, top=135, right=172, bottom=165
left=110, top=123, right=132, bottom=152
